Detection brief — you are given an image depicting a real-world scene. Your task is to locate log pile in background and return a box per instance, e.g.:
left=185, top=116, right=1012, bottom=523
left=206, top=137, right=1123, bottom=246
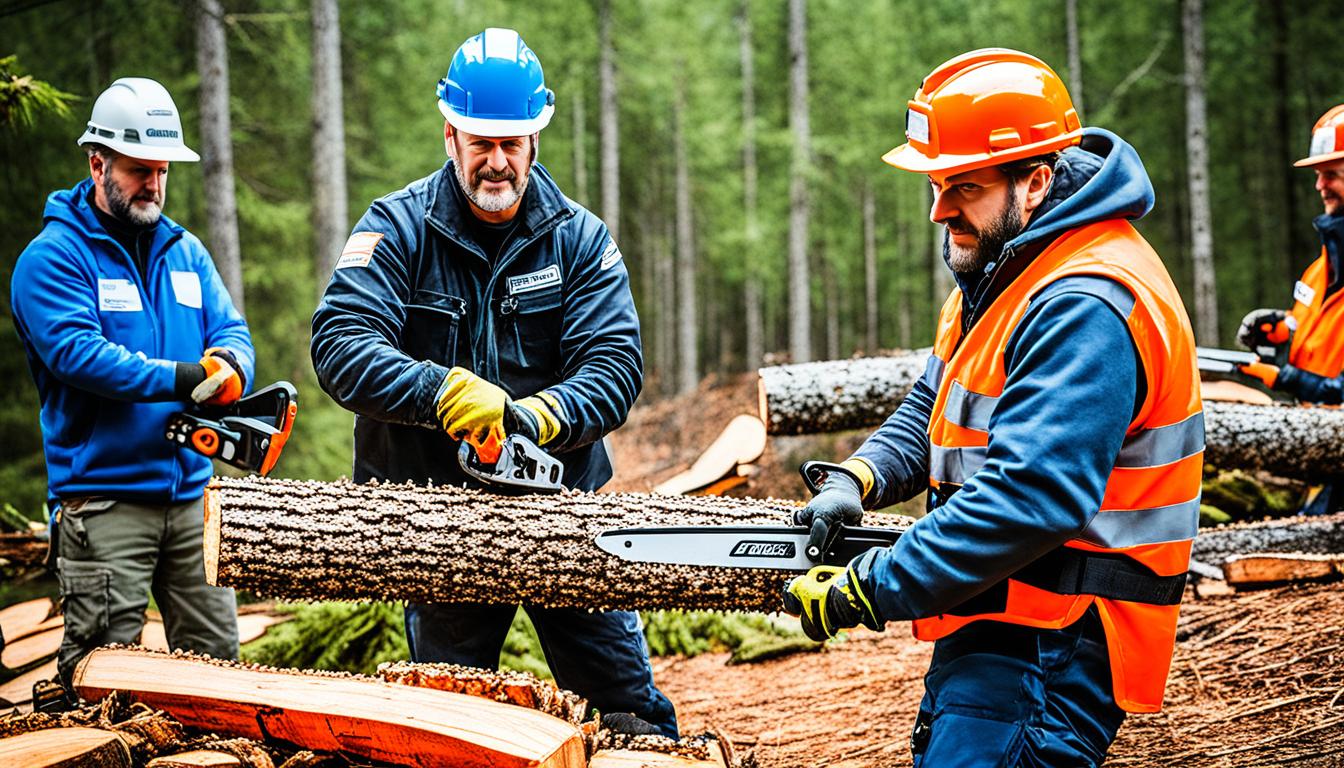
left=1190, top=511, right=1344, bottom=569
left=758, top=352, right=1344, bottom=481
left=206, top=477, right=914, bottom=613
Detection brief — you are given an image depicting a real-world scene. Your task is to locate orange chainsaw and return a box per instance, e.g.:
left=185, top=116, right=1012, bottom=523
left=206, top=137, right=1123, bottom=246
left=165, top=381, right=298, bottom=476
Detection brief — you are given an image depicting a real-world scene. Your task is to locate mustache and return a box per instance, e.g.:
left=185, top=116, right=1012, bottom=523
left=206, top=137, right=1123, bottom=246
left=476, top=168, right=516, bottom=183
left=944, top=217, right=978, bottom=237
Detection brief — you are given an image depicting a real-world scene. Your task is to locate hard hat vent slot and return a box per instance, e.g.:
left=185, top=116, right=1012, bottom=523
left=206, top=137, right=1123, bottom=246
left=988, top=127, right=1021, bottom=151
left=122, top=129, right=140, bottom=143
left=1029, top=122, right=1057, bottom=143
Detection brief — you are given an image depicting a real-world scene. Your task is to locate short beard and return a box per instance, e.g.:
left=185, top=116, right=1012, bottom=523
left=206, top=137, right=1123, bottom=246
left=103, top=171, right=163, bottom=226
left=454, top=156, right=529, bottom=213
left=943, top=184, right=1025, bottom=273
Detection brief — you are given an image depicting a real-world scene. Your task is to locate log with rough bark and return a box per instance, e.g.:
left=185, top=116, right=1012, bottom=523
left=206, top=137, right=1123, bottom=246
left=0, top=726, right=132, bottom=767
left=1223, top=552, right=1344, bottom=589
left=147, top=750, right=244, bottom=767
left=1190, top=511, right=1344, bottom=568
left=205, top=477, right=911, bottom=612
left=72, top=647, right=586, bottom=768
left=0, top=531, right=47, bottom=569
left=758, top=350, right=929, bottom=435
left=759, top=353, right=1344, bottom=481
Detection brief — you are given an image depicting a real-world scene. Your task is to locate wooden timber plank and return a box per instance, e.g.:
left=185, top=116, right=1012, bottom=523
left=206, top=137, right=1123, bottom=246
left=146, top=750, right=243, bottom=767
left=1200, top=380, right=1274, bottom=405
left=1224, top=553, right=1344, bottom=589
left=653, top=415, right=767, bottom=496
left=0, top=658, right=57, bottom=707
left=0, top=598, right=55, bottom=643
left=2, top=626, right=60, bottom=670
left=589, top=749, right=727, bottom=767
left=72, top=648, right=586, bottom=768
left=0, top=726, right=131, bottom=767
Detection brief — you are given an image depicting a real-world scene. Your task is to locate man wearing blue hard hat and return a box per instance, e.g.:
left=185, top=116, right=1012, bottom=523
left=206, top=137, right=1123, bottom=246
left=311, top=28, right=676, bottom=736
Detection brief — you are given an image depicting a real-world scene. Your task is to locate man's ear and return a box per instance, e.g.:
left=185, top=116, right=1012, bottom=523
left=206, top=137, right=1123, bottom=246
left=444, top=121, right=457, bottom=161
left=1022, top=163, right=1054, bottom=216
left=88, top=152, right=106, bottom=184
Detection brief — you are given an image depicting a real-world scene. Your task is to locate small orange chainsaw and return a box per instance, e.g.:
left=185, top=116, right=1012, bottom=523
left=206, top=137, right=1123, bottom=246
left=165, top=381, right=298, bottom=476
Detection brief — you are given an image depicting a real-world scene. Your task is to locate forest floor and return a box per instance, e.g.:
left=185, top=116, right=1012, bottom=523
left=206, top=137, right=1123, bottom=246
left=611, top=377, right=1344, bottom=767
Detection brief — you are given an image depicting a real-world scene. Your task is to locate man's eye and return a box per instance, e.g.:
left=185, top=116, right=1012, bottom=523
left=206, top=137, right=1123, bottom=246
left=958, top=184, right=979, bottom=193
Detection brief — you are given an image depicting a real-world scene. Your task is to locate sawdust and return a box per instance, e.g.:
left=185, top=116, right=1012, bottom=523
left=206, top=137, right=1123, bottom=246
left=655, top=583, right=1344, bottom=767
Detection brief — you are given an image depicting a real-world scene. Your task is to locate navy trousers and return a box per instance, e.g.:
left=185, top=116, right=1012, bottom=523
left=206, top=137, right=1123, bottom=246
left=405, top=602, right=678, bottom=738
left=911, top=607, right=1127, bottom=767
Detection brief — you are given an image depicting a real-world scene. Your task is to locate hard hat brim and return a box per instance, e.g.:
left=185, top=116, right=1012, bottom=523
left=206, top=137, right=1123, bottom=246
left=77, top=133, right=200, bottom=163
left=882, top=131, right=1083, bottom=176
left=439, top=100, right=553, bottom=138
left=1293, top=149, right=1344, bottom=168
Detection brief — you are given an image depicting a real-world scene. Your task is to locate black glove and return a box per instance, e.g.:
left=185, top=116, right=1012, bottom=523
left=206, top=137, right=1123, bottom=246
left=1236, top=308, right=1291, bottom=352
left=503, top=399, right=540, bottom=443
left=793, top=464, right=865, bottom=563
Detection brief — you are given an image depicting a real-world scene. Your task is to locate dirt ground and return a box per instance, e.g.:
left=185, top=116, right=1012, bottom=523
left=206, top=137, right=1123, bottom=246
left=654, top=581, right=1344, bottom=767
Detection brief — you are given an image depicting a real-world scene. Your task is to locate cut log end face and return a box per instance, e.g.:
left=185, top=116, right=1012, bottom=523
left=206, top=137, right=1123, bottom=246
left=0, top=726, right=133, bottom=768
left=379, top=661, right=588, bottom=727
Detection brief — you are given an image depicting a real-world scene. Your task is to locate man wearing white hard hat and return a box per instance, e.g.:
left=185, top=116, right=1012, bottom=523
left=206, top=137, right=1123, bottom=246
left=11, top=77, right=254, bottom=693
left=1234, top=105, right=1344, bottom=514
left=311, top=29, right=676, bottom=736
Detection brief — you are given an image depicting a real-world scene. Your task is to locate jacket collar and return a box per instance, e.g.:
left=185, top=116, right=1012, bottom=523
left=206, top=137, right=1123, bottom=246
left=426, top=160, right=573, bottom=250
left=1315, top=212, right=1344, bottom=295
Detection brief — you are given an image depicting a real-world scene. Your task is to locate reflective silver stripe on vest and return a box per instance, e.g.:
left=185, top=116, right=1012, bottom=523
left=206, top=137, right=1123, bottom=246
left=929, top=443, right=986, bottom=485
left=1077, top=496, right=1201, bottom=548
left=922, top=354, right=946, bottom=391
left=944, top=381, right=998, bottom=432
left=1115, top=411, right=1205, bottom=468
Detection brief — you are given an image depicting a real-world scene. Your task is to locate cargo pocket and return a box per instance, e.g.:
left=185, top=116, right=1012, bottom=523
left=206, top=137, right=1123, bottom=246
left=57, top=560, right=112, bottom=647
left=402, top=290, right=466, bottom=367
left=507, top=287, right=563, bottom=371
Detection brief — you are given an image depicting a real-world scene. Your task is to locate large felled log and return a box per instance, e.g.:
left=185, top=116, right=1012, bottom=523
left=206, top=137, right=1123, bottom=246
left=206, top=477, right=911, bottom=612
left=0, top=726, right=132, bottom=767
left=72, top=647, right=586, bottom=768
left=758, top=350, right=929, bottom=435
left=758, top=354, right=1344, bottom=480
left=1223, top=553, right=1344, bottom=589
left=1190, top=511, right=1344, bottom=568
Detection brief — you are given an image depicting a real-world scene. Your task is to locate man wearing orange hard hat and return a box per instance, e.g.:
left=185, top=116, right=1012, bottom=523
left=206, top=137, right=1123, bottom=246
left=783, top=49, right=1202, bottom=764
left=1235, top=106, right=1344, bottom=510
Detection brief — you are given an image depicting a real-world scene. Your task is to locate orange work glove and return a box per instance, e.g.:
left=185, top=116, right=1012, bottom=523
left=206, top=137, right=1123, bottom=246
left=191, top=347, right=246, bottom=406
left=1238, top=361, right=1280, bottom=389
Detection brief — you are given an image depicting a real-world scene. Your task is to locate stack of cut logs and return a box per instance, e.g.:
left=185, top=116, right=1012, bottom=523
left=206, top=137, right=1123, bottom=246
left=0, top=646, right=741, bottom=767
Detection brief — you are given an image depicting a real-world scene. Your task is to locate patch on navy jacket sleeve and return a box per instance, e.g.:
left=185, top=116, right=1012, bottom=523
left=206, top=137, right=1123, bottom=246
left=336, top=232, right=383, bottom=269
left=600, top=238, right=623, bottom=270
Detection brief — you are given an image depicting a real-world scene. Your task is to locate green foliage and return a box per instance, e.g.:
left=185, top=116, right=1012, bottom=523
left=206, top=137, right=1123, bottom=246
left=501, top=609, right=551, bottom=680
left=241, top=601, right=409, bottom=675
left=1200, top=468, right=1303, bottom=525
left=0, top=55, right=76, bottom=129
left=642, top=610, right=820, bottom=663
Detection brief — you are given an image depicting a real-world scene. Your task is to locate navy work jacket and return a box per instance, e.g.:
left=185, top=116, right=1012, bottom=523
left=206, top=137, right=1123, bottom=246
left=311, top=162, right=642, bottom=491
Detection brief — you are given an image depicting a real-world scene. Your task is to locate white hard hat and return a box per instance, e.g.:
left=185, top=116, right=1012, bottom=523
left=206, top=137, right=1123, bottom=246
left=77, top=77, right=200, bottom=162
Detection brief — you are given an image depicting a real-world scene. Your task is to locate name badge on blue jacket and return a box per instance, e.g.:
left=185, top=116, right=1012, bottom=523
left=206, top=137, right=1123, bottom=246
left=170, top=271, right=203, bottom=308
left=98, top=279, right=143, bottom=312
left=508, top=265, right=562, bottom=295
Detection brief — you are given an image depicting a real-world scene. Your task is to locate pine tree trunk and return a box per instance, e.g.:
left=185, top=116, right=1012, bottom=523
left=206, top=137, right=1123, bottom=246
left=194, top=0, right=244, bottom=311
left=598, top=0, right=620, bottom=241
left=1065, top=0, right=1084, bottom=115
left=658, top=217, right=676, bottom=395
left=897, top=224, right=913, bottom=348
left=1183, top=0, right=1219, bottom=345
left=863, top=183, right=879, bottom=353
left=823, top=249, right=839, bottom=361
left=202, top=477, right=904, bottom=613
left=787, top=0, right=812, bottom=364
left=311, top=0, right=348, bottom=291
left=740, top=3, right=763, bottom=372
left=572, top=81, right=589, bottom=207
left=674, top=81, right=698, bottom=395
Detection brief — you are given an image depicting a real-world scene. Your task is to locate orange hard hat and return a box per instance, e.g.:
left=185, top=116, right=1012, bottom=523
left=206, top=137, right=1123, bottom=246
left=1294, top=105, right=1344, bottom=168
left=883, top=48, right=1083, bottom=176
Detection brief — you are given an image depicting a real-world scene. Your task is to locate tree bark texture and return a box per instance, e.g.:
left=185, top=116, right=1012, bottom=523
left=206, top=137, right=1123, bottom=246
left=759, top=353, right=1344, bottom=480
left=1183, top=0, right=1219, bottom=345
left=598, top=0, right=619, bottom=242
left=311, top=0, right=348, bottom=289
left=786, top=0, right=811, bottom=364
left=863, top=184, right=878, bottom=354
left=1191, top=512, right=1344, bottom=569
left=571, top=83, right=589, bottom=207
left=739, top=2, right=763, bottom=372
left=1066, top=0, right=1084, bottom=115
left=673, top=79, right=698, bottom=395
left=206, top=477, right=905, bottom=612
left=194, top=0, right=244, bottom=311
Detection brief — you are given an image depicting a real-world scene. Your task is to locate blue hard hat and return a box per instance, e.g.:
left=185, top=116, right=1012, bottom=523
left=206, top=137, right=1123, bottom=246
left=437, top=28, right=555, bottom=137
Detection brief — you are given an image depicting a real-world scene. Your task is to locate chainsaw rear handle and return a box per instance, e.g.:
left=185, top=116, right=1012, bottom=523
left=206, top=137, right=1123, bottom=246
left=166, top=381, right=298, bottom=476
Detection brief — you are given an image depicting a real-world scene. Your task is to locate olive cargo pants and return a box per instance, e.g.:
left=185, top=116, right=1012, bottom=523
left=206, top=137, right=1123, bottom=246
left=56, top=496, right=238, bottom=687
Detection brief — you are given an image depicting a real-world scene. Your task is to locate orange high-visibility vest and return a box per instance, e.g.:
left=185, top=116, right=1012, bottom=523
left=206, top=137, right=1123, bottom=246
left=1288, top=250, right=1344, bottom=378
left=915, top=219, right=1203, bottom=713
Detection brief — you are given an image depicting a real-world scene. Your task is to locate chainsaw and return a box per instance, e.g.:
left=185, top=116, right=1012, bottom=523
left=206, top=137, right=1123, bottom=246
left=164, top=381, right=298, bottom=476
left=457, top=433, right=565, bottom=494
left=594, top=462, right=904, bottom=571
left=1196, top=346, right=1294, bottom=400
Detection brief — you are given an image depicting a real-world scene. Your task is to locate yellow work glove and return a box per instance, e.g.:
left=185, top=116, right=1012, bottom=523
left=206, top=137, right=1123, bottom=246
left=781, top=557, right=883, bottom=642
left=1238, top=361, right=1280, bottom=389
left=435, top=367, right=508, bottom=461
left=509, top=392, right=564, bottom=445
left=191, top=347, right=246, bottom=406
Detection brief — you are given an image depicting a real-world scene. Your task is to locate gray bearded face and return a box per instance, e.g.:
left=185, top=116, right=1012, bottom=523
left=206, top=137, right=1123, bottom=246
left=943, top=182, right=1025, bottom=273
left=453, top=154, right=529, bottom=213
left=102, top=166, right=163, bottom=226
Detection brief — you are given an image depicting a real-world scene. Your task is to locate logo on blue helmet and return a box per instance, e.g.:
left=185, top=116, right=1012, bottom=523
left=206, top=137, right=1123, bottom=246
left=437, top=28, right=555, bottom=138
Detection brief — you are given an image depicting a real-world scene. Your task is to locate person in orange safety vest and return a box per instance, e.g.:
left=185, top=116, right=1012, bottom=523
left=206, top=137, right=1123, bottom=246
left=781, top=49, right=1203, bottom=766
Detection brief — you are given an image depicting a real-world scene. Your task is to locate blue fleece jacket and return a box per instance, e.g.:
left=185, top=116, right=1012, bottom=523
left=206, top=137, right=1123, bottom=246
left=11, top=178, right=254, bottom=503
left=851, top=129, right=1156, bottom=621
left=1275, top=213, right=1344, bottom=404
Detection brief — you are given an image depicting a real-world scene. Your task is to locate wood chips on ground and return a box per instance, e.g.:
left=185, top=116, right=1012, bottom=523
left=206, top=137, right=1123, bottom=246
left=657, top=583, right=1344, bottom=767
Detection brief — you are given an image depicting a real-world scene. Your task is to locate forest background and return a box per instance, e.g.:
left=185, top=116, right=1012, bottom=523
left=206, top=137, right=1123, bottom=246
left=0, top=0, right=1341, bottom=517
